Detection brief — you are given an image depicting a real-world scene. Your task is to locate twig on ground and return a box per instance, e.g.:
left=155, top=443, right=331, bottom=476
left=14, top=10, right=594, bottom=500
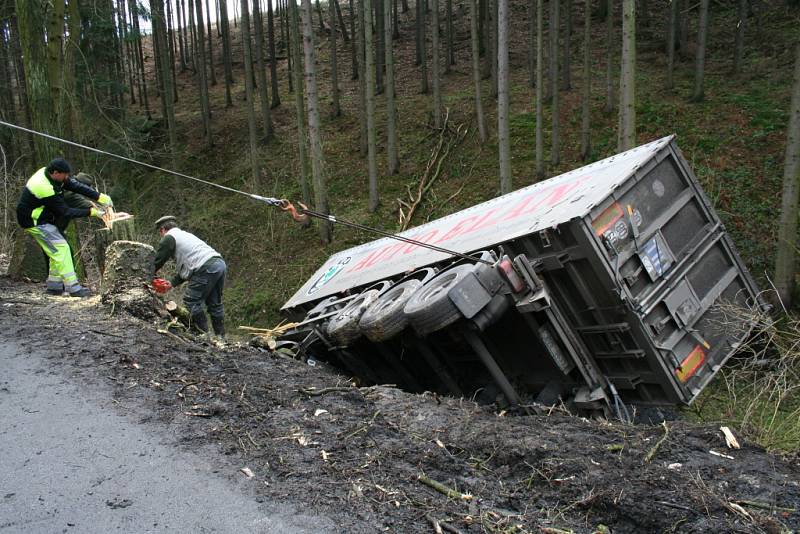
left=425, top=514, right=465, bottom=534
left=644, top=421, right=670, bottom=463
left=417, top=474, right=472, bottom=501
left=299, top=386, right=359, bottom=397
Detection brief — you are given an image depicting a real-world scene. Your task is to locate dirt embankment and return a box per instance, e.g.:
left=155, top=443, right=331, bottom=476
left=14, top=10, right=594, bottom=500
left=1, top=276, right=798, bottom=534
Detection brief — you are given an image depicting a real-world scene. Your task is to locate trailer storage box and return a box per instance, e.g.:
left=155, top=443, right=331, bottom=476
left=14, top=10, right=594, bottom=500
left=281, top=136, right=765, bottom=411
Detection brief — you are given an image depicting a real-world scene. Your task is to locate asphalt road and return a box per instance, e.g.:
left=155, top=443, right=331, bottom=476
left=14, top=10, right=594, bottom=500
left=0, top=338, right=338, bottom=534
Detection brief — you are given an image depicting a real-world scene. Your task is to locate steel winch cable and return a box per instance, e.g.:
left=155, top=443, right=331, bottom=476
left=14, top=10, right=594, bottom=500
left=0, top=119, right=492, bottom=265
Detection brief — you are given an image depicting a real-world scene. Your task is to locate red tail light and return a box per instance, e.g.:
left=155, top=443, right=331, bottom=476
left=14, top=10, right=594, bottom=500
left=498, top=257, right=525, bottom=293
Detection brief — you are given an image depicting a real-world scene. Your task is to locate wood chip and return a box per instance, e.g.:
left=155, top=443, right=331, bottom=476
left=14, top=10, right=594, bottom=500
left=314, top=409, right=329, bottom=417
left=240, top=467, right=255, bottom=478
left=709, top=450, right=735, bottom=460
left=720, top=426, right=741, bottom=449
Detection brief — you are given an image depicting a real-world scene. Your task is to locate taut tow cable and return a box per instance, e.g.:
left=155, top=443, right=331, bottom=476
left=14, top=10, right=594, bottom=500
left=0, top=120, right=492, bottom=265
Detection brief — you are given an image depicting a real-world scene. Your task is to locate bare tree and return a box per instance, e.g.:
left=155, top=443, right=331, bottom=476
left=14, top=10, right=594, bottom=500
left=550, top=0, right=559, bottom=166
left=384, top=0, right=399, bottom=174
left=667, top=0, right=677, bottom=90
left=734, top=0, right=747, bottom=75
left=252, top=0, right=274, bottom=140
left=419, top=0, right=429, bottom=93
left=470, top=0, right=487, bottom=142
left=431, top=0, right=443, bottom=128
left=205, top=0, right=216, bottom=85
left=219, top=0, right=234, bottom=107
left=535, top=0, right=544, bottom=178
left=498, top=0, right=511, bottom=193
left=775, top=42, right=800, bottom=307
left=240, top=0, right=260, bottom=183
left=562, top=0, right=571, bottom=91
left=604, top=0, right=614, bottom=113
left=580, top=0, right=590, bottom=161
left=267, top=0, right=281, bottom=107
left=330, top=0, right=342, bottom=116
left=618, top=0, right=635, bottom=150
left=364, top=0, right=379, bottom=211
left=289, top=0, right=312, bottom=208
left=446, top=0, right=455, bottom=70
left=692, top=0, right=709, bottom=102
left=301, top=0, right=333, bottom=241
left=195, top=0, right=213, bottom=147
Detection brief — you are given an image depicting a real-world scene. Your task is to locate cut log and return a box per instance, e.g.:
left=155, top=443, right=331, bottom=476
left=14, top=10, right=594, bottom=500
left=165, top=300, right=192, bottom=326
left=95, top=213, right=136, bottom=275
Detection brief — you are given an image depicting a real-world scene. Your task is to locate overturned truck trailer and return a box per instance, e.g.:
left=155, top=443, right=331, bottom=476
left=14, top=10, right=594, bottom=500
left=280, top=136, right=766, bottom=413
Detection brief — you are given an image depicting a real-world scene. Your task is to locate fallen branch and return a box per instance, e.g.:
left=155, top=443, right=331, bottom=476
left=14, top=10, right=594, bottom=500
left=417, top=474, right=472, bottom=501
left=299, top=386, right=359, bottom=397
left=734, top=500, right=796, bottom=513
left=644, top=421, right=670, bottom=463
left=425, top=514, right=465, bottom=534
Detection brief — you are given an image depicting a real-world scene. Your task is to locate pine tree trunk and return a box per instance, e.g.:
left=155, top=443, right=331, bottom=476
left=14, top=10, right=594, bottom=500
left=497, top=0, right=511, bottom=193
left=528, top=0, right=535, bottom=87
left=129, top=0, right=151, bottom=117
left=431, top=0, right=442, bottom=128
left=666, top=0, right=677, bottom=90
left=604, top=0, right=614, bottom=112
left=535, top=0, right=544, bottom=178
left=16, top=0, right=53, bottom=159
left=286, top=0, right=295, bottom=93
left=774, top=42, right=800, bottom=307
left=240, top=0, right=261, bottom=184
left=220, top=0, right=234, bottom=107
left=267, top=0, right=281, bottom=107
left=446, top=0, right=454, bottom=70
left=733, top=0, right=747, bottom=75
left=334, top=0, right=350, bottom=41
left=678, top=0, right=688, bottom=58
left=253, top=0, right=275, bottom=140
left=375, top=0, right=384, bottom=94
left=384, top=0, right=399, bottom=174
left=561, top=0, right=571, bottom=91
left=490, top=0, right=498, bottom=97
left=419, top=0, right=429, bottom=93
left=206, top=0, right=217, bottom=85
left=580, top=0, right=590, bottom=161
left=330, top=0, right=342, bottom=116
left=357, top=0, right=368, bottom=155
left=153, top=0, right=178, bottom=160
left=188, top=0, right=198, bottom=71
left=350, top=0, right=359, bottom=79
left=290, top=0, right=313, bottom=207
left=416, top=0, right=423, bottom=65
left=470, top=0, right=487, bottom=143
left=549, top=0, right=559, bottom=166
left=177, top=0, right=188, bottom=71
left=301, top=0, right=333, bottom=242
left=617, top=0, right=635, bottom=151
left=118, top=0, right=137, bottom=105
left=692, top=0, right=709, bottom=102
left=315, top=0, right=325, bottom=30
left=364, top=0, right=379, bottom=211
left=195, top=0, right=213, bottom=147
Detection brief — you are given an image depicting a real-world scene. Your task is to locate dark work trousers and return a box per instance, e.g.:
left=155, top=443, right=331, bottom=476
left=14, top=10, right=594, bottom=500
left=184, top=257, right=226, bottom=335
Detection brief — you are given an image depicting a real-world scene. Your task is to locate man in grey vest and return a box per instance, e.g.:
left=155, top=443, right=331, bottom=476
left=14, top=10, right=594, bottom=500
left=154, top=216, right=227, bottom=338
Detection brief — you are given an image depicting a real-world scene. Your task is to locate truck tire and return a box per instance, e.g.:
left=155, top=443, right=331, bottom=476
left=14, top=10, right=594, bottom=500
left=326, top=289, right=381, bottom=346
left=403, top=263, right=475, bottom=336
left=359, top=279, right=423, bottom=342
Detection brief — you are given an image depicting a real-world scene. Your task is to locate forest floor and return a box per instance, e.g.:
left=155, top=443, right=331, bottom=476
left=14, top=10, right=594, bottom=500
left=2, top=275, right=798, bottom=534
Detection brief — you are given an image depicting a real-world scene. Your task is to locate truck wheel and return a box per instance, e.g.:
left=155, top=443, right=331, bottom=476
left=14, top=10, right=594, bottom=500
left=326, top=289, right=381, bottom=346
left=359, top=279, right=422, bottom=342
left=403, top=263, right=475, bottom=335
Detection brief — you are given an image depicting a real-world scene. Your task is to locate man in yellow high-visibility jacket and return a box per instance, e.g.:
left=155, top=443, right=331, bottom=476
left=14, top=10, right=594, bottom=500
left=16, top=158, right=113, bottom=297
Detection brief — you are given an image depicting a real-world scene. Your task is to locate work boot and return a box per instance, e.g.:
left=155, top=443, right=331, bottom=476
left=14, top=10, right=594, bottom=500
left=45, top=281, right=65, bottom=295
left=190, top=312, right=209, bottom=334
left=211, top=316, right=226, bottom=338
left=68, top=287, right=92, bottom=298
left=45, top=287, right=64, bottom=296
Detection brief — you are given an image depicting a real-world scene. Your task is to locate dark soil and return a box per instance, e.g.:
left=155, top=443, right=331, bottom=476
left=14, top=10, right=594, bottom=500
left=2, top=276, right=798, bottom=534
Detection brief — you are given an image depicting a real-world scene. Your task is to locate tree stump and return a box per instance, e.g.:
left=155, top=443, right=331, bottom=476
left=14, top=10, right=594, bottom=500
left=101, top=240, right=159, bottom=319
left=95, top=214, right=136, bottom=275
